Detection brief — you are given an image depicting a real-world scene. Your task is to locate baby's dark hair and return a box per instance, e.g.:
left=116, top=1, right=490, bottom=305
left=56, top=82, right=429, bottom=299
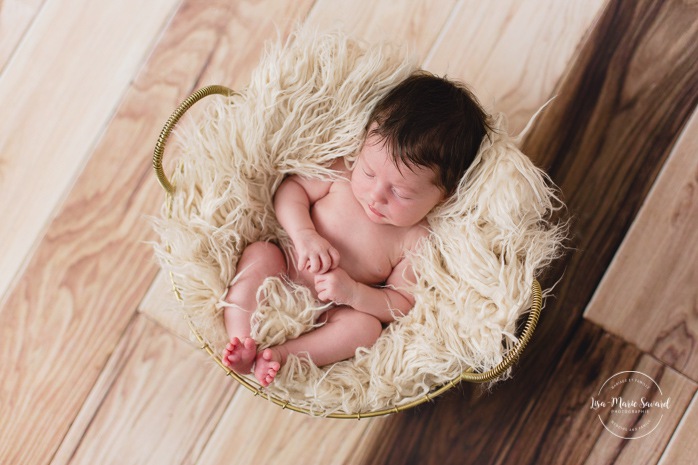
left=367, top=71, right=492, bottom=197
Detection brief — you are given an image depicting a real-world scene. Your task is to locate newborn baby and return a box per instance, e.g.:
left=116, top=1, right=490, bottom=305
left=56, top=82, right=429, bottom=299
left=220, top=71, right=491, bottom=386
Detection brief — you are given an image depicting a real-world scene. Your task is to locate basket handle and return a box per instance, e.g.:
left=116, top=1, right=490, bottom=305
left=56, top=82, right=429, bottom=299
left=152, top=85, right=236, bottom=195
left=460, top=279, right=543, bottom=383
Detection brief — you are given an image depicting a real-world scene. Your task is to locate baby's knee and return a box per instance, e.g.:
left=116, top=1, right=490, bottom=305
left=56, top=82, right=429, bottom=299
left=241, top=241, right=286, bottom=276
left=351, top=312, right=383, bottom=346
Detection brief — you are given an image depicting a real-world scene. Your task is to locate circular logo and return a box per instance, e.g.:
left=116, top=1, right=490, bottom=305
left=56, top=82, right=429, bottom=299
left=590, top=371, right=671, bottom=439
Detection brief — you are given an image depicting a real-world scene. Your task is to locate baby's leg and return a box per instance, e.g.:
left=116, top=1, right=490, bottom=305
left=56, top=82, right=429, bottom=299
left=254, top=306, right=383, bottom=386
left=222, top=241, right=286, bottom=374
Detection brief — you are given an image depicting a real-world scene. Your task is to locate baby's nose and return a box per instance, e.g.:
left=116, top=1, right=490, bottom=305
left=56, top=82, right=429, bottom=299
left=370, top=186, right=387, bottom=203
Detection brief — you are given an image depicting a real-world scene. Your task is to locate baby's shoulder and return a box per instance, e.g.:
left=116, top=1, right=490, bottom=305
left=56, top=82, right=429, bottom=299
left=402, top=221, right=431, bottom=252
left=326, top=159, right=352, bottom=192
left=329, top=158, right=350, bottom=176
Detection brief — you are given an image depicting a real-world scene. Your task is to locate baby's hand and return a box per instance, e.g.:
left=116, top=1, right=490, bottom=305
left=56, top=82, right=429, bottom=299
left=314, top=268, right=358, bottom=306
left=294, top=229, right=340, bottom=274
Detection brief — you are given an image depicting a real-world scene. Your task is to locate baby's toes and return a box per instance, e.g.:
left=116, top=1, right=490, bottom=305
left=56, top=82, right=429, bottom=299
left=265, top=362, right=281, bottom=384
left=262, top=371, right=275, bottom=386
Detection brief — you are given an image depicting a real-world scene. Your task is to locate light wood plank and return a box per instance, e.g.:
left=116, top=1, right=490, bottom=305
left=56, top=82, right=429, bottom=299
left=48, top=315, right=149, bottom=465
left=306, top=0, right=457, bottom=59
left=58, top=316, right=235, bottom=465
left=138, top=270, right=192, bottom=344
left=425, top=0, right=607, bottom=134
left=659, top=392, right=698, bottom=465
left=0, top=1, right=314, bottom=464
left=585, top=108, right=698, bottom=381
left=196, top=1, right=319, bottom=86
left=0, top=0, right=45, bottom=73
left=51, top=318, right=146, bottom=465
left=196, top=389, right=388, bottom=465
left=0, top=0, right=180, bottom=301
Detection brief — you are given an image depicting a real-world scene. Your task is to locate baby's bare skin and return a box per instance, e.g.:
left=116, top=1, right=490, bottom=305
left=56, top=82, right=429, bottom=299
left=289, top=172, right=418, bottom=292
left=223, top=128, right=444, bottom=386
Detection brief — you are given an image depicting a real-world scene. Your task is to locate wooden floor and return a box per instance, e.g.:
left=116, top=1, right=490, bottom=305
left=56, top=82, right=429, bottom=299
left=2, top=0, right=697, bottom=464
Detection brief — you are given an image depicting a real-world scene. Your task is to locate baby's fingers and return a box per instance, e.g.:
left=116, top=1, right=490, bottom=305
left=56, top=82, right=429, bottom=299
left=307, top=254, right=321, bottom=273
left=329, top=247, right=340, bottom=269
left=318, top=250, right=333, bottom=274
left=296, top=254, right=308, bottom=272
left=313, top=276, right=327, bottom=299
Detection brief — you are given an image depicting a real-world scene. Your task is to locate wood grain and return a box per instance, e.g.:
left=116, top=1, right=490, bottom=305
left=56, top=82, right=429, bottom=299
left=3, top=0, right=698, bottom=462
left=358, top=322, right=640, bottom=465
left=0, top=0, right=180, bottom=301
left=509, top=334, right=696, bottom=465
left=0, top=1, right=314, bottom=464
left=519, top=0, right=698, bottom=372
left=584, top=357, right=697, bottom=464
left=425, top=0, right=607, bottom=134
left=358, top=323, right=696, bottom=465
left=49, top=314, right=150, bottom=465
left=355, top=0, right=698, bottom=463
left=60, top=316, right=236, bottom=465
left=306, top=0, right=456, bottom=59
left=0, top=0, right=45, bottom=73
left=585, top=108, right=698, bottom=381
left=138, top=270, right=193, bottom=344
left=197, top=388, right=389, bottom=465
left=658, top=392, right=698, bottom=465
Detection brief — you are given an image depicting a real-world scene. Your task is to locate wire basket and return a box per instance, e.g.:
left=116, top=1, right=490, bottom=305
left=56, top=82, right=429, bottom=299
left=152, top=85, right=544, bottom=419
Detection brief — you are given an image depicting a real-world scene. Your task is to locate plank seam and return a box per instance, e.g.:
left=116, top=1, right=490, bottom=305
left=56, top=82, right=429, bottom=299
left=422, top=0, right=463, bottom=68
left=656, top=391, right=698, bottom=465
left=0, top=0, right=49, bottom=79
left=48, top=312, right=144, bottom=465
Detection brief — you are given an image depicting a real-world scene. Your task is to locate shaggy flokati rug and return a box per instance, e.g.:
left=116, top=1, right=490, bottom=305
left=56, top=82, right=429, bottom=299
left=152, top=27, right=566, bottom=415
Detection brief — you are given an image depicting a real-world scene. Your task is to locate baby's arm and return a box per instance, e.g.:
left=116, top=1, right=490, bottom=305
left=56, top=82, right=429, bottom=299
left=273, top=173, right=340, bottom=273
left=314, top=259, right=415, bottom=323
left=353, top=259, right=415, bottom=322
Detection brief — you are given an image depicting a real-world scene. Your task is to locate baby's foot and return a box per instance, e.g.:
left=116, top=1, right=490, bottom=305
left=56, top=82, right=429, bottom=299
left=254, top=348, right=282, bottom=387
left=221, top=337, right=256, bottom=374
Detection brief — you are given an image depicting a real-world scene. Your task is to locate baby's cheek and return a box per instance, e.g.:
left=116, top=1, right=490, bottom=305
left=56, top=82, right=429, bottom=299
left=350, top=179, right=364, bottom=199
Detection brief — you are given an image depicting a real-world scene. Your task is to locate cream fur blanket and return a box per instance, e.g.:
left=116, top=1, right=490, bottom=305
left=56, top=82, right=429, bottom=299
left=152, top=28, right=566, bottom=415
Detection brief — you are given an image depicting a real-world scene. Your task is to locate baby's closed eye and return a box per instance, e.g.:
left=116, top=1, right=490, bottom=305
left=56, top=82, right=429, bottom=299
left=391, top=188, right=411, bottom=200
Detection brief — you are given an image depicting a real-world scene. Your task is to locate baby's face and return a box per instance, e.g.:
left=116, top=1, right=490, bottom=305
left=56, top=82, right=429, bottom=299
left=350, top=129, right=444, bottom=227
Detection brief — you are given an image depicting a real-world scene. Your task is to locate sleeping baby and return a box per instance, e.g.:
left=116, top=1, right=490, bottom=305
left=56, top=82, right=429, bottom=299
left=220, top=71, right=491, bottom=386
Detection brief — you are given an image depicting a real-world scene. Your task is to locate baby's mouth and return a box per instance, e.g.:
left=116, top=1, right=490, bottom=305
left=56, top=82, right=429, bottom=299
left=368, top=204, right=385, bottom=218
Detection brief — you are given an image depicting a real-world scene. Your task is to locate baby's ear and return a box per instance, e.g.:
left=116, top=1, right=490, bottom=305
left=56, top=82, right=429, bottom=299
left=432, top=185, right=446, bottom=203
